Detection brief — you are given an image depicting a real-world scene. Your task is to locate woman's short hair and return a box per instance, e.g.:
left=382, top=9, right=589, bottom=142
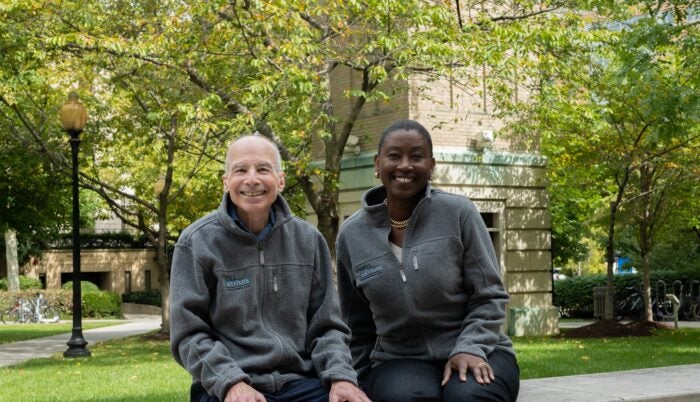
left=377, top=120, right=433, bottom=156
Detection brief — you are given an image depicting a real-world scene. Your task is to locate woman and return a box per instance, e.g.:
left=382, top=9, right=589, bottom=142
left=336, top=120, right=519, bottom=401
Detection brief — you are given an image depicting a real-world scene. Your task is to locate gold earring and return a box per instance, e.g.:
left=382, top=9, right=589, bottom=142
left=374, top=171, right=379, bottom=178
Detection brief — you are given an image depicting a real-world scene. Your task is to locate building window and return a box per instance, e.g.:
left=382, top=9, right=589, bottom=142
left=145, top=270, right=151, bottom=290
left=125, top=271, right=131, bottom=294
left=480, top=212, right=502, bottom=266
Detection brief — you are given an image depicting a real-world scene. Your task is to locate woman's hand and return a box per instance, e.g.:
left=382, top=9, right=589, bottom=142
left=329, top=380, right=371, bottom=402
left=441, top=353, right=495, bottom=386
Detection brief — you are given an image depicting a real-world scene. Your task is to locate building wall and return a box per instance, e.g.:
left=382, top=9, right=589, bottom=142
left=22, top=249, right=159, bottom=295
left=319, top=149, right=558, bottom=336
left=316, top=66, right=559, bottom=336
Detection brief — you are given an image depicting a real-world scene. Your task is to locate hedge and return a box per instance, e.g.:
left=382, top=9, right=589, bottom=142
left=122, top=289, right=162, bottom=307
left=554, top=269, right=700, bottom=318
left=0, top=275, right=43, bottom=291
left=0, top=289, right=121, bottom=319
left=82, top=291, right=122, bottom=318
left=61, top=280, right=101, bottom=292
left=49, top=232, right=153, bottom=249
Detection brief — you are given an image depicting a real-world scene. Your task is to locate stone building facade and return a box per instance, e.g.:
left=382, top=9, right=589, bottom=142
left=309, top=67, right=558, bottom=336
left=20, top=249, right=158, bottom=295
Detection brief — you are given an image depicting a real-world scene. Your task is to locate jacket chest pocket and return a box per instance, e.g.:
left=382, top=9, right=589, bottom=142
left=264, top=265, right=313, bottom=329
left=407, top=239, right=464, bottom=307
left=215, top=267, right=259, bottom=320
left=353, top=257, right=407, bottom=310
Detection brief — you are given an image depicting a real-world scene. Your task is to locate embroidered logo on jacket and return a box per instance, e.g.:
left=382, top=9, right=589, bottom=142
left=224, top=277, right=251, bottom=290
left=357, top=264, right=383, bottom=280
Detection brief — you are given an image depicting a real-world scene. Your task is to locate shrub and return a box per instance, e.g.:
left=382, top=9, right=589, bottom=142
left=122, top=289, right=162, bottom=307
left=49, top=232, right=153, bottom=249
left=0, top=275, right=43, bottom=291
left=83, top=291, right=122, bottom=318
left=61, top=281, right=100, bottom=292
left=554, top=269, right=700, bottom=318
left=1, top=289, right=121, bottom=319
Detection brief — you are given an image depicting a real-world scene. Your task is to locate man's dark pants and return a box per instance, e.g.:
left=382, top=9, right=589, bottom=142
left=191, top=377, right=328, bottom=402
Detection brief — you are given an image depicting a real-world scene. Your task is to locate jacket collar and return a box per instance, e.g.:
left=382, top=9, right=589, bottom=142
left=217, top=192, right=293, bottom=235
left=361, top=184, right=432, bottom=227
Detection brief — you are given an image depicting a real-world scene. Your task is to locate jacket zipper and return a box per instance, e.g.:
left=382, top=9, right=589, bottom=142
left=258, top=241, right=265, bottom=264
left=399, top=262, right=407, bottom=282
left=258, top=241, right=278, bottom=293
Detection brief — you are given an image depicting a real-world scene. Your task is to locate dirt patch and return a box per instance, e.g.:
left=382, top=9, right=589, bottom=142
left=141, top=332, right=170, bottom=341
left=559, top=319, right=672, bottom=338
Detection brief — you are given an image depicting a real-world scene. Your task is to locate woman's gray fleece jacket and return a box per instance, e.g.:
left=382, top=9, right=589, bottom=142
left=336, top=185, right=515, bottom=377
left=170, top=194, right=357, bottom=400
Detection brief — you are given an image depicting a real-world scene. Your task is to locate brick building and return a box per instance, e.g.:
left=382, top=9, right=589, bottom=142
left=308, top=66, right=558, bottom=336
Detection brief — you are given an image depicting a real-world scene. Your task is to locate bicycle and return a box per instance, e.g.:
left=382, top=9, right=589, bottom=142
left=1, top=293, right=60, bottom=324
left=1, top=297, right=33, bottom=324
left=614, top=286, right=644, bottom=321
left=688, top=280, right=700, bottom=321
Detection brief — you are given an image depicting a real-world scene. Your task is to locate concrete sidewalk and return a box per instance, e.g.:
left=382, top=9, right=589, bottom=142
left=519, top=364, right=700, bottom=401
left=0, top=314, right=161, bottom=368
left=519, top=320, right=700, bottom=401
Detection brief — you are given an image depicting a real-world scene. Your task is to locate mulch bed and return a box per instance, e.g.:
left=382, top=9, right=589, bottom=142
left=142, top=332, right=170, bottom=341
left=558, top=319, right=673, bottom=338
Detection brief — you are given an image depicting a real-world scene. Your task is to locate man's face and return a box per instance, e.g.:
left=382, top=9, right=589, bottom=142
left=223, top=137, right=285, bottom=223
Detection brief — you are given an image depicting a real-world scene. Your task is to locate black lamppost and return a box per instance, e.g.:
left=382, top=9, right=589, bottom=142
left=60, top=92, right=91, bottom=358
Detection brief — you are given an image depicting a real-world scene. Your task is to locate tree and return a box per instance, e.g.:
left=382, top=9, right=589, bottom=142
left=0, top=95, right=73, bottom=282
left=3, top=0, right=622, bottom=333
left=514, top=3, right=700, bottom=320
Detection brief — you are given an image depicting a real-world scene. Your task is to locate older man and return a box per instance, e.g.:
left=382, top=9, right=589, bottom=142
left=170, top=135, right=369, bottom=402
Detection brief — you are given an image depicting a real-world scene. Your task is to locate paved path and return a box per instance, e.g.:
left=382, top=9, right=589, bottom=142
left=0, top=314, right=161, bottom=368
left=522, top=320, right=700, bottom=401
left=519, top=364, right=700, bottom=402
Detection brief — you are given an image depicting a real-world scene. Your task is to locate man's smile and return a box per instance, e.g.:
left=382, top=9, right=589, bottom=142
left=241, top=190, right=266, bottom=197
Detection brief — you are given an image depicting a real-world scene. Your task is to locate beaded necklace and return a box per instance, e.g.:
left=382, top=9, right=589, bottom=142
left=383, top=198, right=410, bottom=229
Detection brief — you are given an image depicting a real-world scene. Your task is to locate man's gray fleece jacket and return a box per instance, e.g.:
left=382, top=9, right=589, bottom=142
left=336, top=185, right=515, bottom=376
left=170, top=194, right=357, bottom=400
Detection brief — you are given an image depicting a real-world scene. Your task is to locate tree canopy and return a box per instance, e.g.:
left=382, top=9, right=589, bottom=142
left=2, top=0, right=699, bottom=328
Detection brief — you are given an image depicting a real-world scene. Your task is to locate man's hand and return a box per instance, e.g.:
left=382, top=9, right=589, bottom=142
left=329, top=380, right=371, bottom=402
left=224, top=381, right=266, bottom=402
left=441, top=353, right=495, bottom=386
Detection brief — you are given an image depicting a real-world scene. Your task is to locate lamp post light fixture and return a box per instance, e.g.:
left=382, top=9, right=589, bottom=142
left=60, top=91, right=91, bottom=358
left=154, top=175, right=166, bottom=196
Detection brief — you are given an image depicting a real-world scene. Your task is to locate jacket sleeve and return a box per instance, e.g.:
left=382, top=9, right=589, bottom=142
left=450, top=204, right=510, bottom=360
left=306, top=231, right=359, bottom=387
left=336, top=235, right=377, bottom=379
left=169, top=243, right=249, bottom=401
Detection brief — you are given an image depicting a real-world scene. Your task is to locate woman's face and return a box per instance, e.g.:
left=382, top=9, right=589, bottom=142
left=375, top=129, right=435, bottom=201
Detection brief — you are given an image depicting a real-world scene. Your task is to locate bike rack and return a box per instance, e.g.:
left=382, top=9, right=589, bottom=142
left=666, top=293, right=680, bottom=328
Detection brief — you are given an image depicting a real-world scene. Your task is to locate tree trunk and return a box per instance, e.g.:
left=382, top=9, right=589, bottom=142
left=156, top=184, right=171, bottom=335
left=639, top=163, right=654, bottom=322
left=156, top=239, right=170, bottom=335
left=604, top=201, right=617, bottom=320
left=604, top=165, right=632, bottom=320
left=5, top=229, right=20, bottom=292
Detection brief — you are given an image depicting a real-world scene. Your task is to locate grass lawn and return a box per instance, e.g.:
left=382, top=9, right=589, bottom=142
left=0, top=333, right=190, bottom=402
left=0, top=321, right=122, bottom=344
left=0, top=327, right=699, bottom=401
left=515, top=327, right=700, bottom=379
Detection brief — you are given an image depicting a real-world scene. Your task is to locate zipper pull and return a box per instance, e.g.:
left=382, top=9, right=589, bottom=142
left=258, top=242, right=265, bottom=264
left=273, top=273, right=278, bottom=292
left=399, top=264, right=407, bottom=282
left=413, top=255, right=419, bottom=271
